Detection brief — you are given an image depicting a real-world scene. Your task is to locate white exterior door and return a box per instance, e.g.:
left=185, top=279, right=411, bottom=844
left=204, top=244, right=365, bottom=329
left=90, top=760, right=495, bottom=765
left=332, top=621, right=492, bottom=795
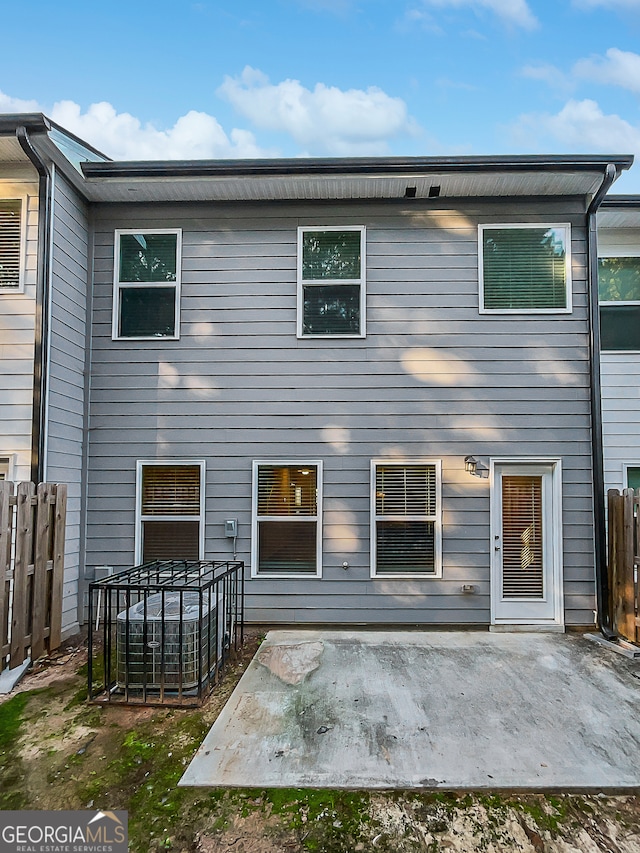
left=491, top=461, right=563, bottom=627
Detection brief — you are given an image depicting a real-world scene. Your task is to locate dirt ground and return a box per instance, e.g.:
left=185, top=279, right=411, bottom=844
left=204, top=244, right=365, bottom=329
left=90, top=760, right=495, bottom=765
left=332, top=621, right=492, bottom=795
left=2, top=634, right=640, bottom=853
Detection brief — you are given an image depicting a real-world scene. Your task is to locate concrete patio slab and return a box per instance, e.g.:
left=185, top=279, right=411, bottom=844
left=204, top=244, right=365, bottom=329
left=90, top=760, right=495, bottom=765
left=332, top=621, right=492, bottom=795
left=180, top=630, right=640, bottom=790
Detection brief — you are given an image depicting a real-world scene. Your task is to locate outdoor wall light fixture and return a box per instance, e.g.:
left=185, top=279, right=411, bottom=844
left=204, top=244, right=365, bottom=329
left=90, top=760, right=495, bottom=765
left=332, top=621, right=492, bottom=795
left=464, top=456, right=489, bottom=478
left=464, top=455, right=478, bottom=475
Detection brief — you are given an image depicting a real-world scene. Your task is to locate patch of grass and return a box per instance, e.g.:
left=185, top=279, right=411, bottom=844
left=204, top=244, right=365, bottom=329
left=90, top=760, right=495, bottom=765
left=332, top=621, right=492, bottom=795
left=0, top=691, right=33, bottom=809
left=0, top=690, right=31, bottom=750
left=263, top=788, right=372, bottom=852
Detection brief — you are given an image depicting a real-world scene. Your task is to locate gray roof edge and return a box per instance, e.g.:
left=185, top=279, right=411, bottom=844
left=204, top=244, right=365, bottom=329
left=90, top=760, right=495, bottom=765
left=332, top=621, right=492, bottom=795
left=81, top=153, right=635, bottom=180
left=600, top=194, right=640, bottom=208
left=0, top=113, right=51, bottom=135
left=0, top=112, right=109, bottom=162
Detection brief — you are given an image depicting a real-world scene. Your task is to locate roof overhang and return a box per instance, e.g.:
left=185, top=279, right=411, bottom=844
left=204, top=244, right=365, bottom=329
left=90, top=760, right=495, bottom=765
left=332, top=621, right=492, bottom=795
left=79, top=154, right=634, bottom=205
left=598, top=195, right=640, bottom=229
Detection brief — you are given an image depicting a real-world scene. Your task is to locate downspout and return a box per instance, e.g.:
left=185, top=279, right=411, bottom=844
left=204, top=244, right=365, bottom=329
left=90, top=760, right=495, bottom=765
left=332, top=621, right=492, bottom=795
left=16, top=126, right=52, bottom=484
left=586, top=163, right=618, bottom=635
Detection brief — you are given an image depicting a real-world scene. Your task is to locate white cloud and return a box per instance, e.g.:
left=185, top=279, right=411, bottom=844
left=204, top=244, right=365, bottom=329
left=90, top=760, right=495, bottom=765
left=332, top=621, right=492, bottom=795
left=217, top=67, right=418, bottom=156
left=513, top=99, right=640, bottom=152
left=573, top=0, right=640, bottom=9
left=521, top=63, right=572, bottom=92
left=573, top=47, right=640, bottom=95
left=0, top=91, right=41, bottom=113
left=0, top=89, right=274, bottom=160
left=414, top=0, right=538, bottom=30
left=48, top=100, right=272, bottom=160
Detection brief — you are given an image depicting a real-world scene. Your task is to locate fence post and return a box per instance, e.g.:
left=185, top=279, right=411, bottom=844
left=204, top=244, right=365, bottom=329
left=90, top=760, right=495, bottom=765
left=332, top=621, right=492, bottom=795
left=0, top=482, right=14, bottom=665
left=607, top=489, right=620, bottom=630
left=617, top=488, right=637, bottom=642
left=49, top=483, right=67, bottom=651
left=11, top=482, right=35, bottom=669
left=31, top=483, right=54, bottom=661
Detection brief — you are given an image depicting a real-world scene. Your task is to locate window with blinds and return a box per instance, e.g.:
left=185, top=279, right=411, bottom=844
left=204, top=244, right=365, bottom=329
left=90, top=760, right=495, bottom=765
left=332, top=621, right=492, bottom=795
left=298, top=227, right=365, bottom=337
left=138, top=462, right=203, bottom=562
left=599, top=256, right=640, bottom=351
left=501, top=475, right=544, bottom=599
left=253, top=462, right=321, bottom=575
left=0, top=200, right=23, bottom=290
left=0, top=458, right=9, bottom=481
left=113, top=230, right=181, bottom=339
left=480, top=225, right=570, bottom=313
left=372, top=461, right=441, bottom=576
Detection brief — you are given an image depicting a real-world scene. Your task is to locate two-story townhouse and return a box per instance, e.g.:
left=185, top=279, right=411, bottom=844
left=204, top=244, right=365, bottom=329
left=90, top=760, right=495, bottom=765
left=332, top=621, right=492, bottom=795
left=0, top=114, right=108, bottom=638
left=78, top=152, right=631, bottom=631
left=0, top=112, right=632, bottom=633
left=597, top=197, right=640, bottom=499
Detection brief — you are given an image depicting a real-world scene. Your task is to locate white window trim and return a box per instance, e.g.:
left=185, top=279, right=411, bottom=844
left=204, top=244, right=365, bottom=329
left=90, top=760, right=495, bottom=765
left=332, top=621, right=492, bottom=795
left=112, top=228, right=182, bottom=341
left=370, top=458, right=442, bottom=579
left=478, top=223, right=572, bottom=315
left=0, top=454, right=16, bottom=481
left=0, top=195, right=27, bottom=295
left=297, top=225, right=366, bottom=339
left=134, top=459, right=205, bottom=564
left=251, top=459, right=323, bottom=579
left=622, top=462, right=640, bottom=490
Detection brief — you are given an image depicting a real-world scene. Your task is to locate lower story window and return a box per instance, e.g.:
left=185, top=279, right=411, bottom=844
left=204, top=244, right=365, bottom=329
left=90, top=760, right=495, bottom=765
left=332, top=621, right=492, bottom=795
left=252, top=461, right=322, bottom=576
left=136, top=461, right=204, bottom=563
left=371, top=460, right=441, bottom=577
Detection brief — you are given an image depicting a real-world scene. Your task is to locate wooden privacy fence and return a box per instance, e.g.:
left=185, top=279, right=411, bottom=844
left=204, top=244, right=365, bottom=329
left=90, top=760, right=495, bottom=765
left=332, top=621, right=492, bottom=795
left=0, top=482, right=67, bottom=671
left=607, top=488, right=640, bottom=644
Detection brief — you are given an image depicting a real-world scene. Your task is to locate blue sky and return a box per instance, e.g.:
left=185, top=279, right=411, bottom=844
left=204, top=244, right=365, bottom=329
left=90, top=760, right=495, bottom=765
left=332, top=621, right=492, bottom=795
left=2, top=0, right=640, bottom=190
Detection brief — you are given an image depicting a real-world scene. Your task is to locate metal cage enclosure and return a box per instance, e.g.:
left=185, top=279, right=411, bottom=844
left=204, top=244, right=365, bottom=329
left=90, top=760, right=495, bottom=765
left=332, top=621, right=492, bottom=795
left=88, top=560, right=244, bottom=706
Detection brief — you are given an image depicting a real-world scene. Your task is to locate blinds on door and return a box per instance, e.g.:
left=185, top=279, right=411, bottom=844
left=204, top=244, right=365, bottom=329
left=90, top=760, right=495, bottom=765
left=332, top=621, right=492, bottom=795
left=501, top=475, right=544, bottom=599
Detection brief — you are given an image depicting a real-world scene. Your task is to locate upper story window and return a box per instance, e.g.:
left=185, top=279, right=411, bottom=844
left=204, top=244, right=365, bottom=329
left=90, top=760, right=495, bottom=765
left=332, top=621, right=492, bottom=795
left=113, top=229, right=182, bottom=340
left=297, top=226, right=366, bottom=337
left=371, top=460, right=442, bottom=578
left=479, top=224, right=571, bottom=314
left=0, top=199, right=24, bottom=292
left=599, top=255, right=640, bottom=351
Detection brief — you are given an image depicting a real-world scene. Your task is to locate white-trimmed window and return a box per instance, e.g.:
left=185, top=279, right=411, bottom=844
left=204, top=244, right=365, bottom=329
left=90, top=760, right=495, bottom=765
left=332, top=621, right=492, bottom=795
left=135, top=460, right=205, bottom=563
left=371, top=460, right=442, bottom=578
left=479, top=224, right=571, bottom=313
left=297, top=226, right=365, bottom=337
left=599, top=254, right=640, bottom=351
left=252, top=461, right=322, bottom=577
left=0, top=198, right=25, bottom=292
left=113, top=229, right=182, bottom=340
left=0, top=457, right=11, bottom=481
left=623, top=463, right=640, bottom=491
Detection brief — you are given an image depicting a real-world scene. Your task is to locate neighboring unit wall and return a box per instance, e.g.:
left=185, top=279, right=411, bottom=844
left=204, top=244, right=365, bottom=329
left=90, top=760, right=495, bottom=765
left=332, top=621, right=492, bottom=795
left=45, top=170, right=90, bottom=637
left=599, top=226, right=640, bottom=493
left=85, top=198, right=596, bottom=627
left=0, top=177, right=39, bottom=482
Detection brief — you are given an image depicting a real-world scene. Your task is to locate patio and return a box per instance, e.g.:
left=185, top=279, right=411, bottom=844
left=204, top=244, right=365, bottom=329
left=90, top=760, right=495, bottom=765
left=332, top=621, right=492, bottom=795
left=180, top=629, right=640, bottom=790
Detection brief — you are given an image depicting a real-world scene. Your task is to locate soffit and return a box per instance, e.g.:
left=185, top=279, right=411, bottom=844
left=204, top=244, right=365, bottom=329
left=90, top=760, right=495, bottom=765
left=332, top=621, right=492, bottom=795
left=0, top=136, right=32, bottom=165
left=598, top=197, right=640, bottom=228
left=79, top=168, right=608, bottom=204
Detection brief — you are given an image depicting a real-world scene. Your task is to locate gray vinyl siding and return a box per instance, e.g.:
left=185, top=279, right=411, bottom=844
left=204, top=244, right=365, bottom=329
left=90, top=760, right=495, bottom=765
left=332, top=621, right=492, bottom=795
left=598, top=226, right=640, bottom=494
left=46, top=171, right=90, bottom=636
left=0, top=183, right=38, bottom=481
left=86, top=198, right=596, bottom=627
